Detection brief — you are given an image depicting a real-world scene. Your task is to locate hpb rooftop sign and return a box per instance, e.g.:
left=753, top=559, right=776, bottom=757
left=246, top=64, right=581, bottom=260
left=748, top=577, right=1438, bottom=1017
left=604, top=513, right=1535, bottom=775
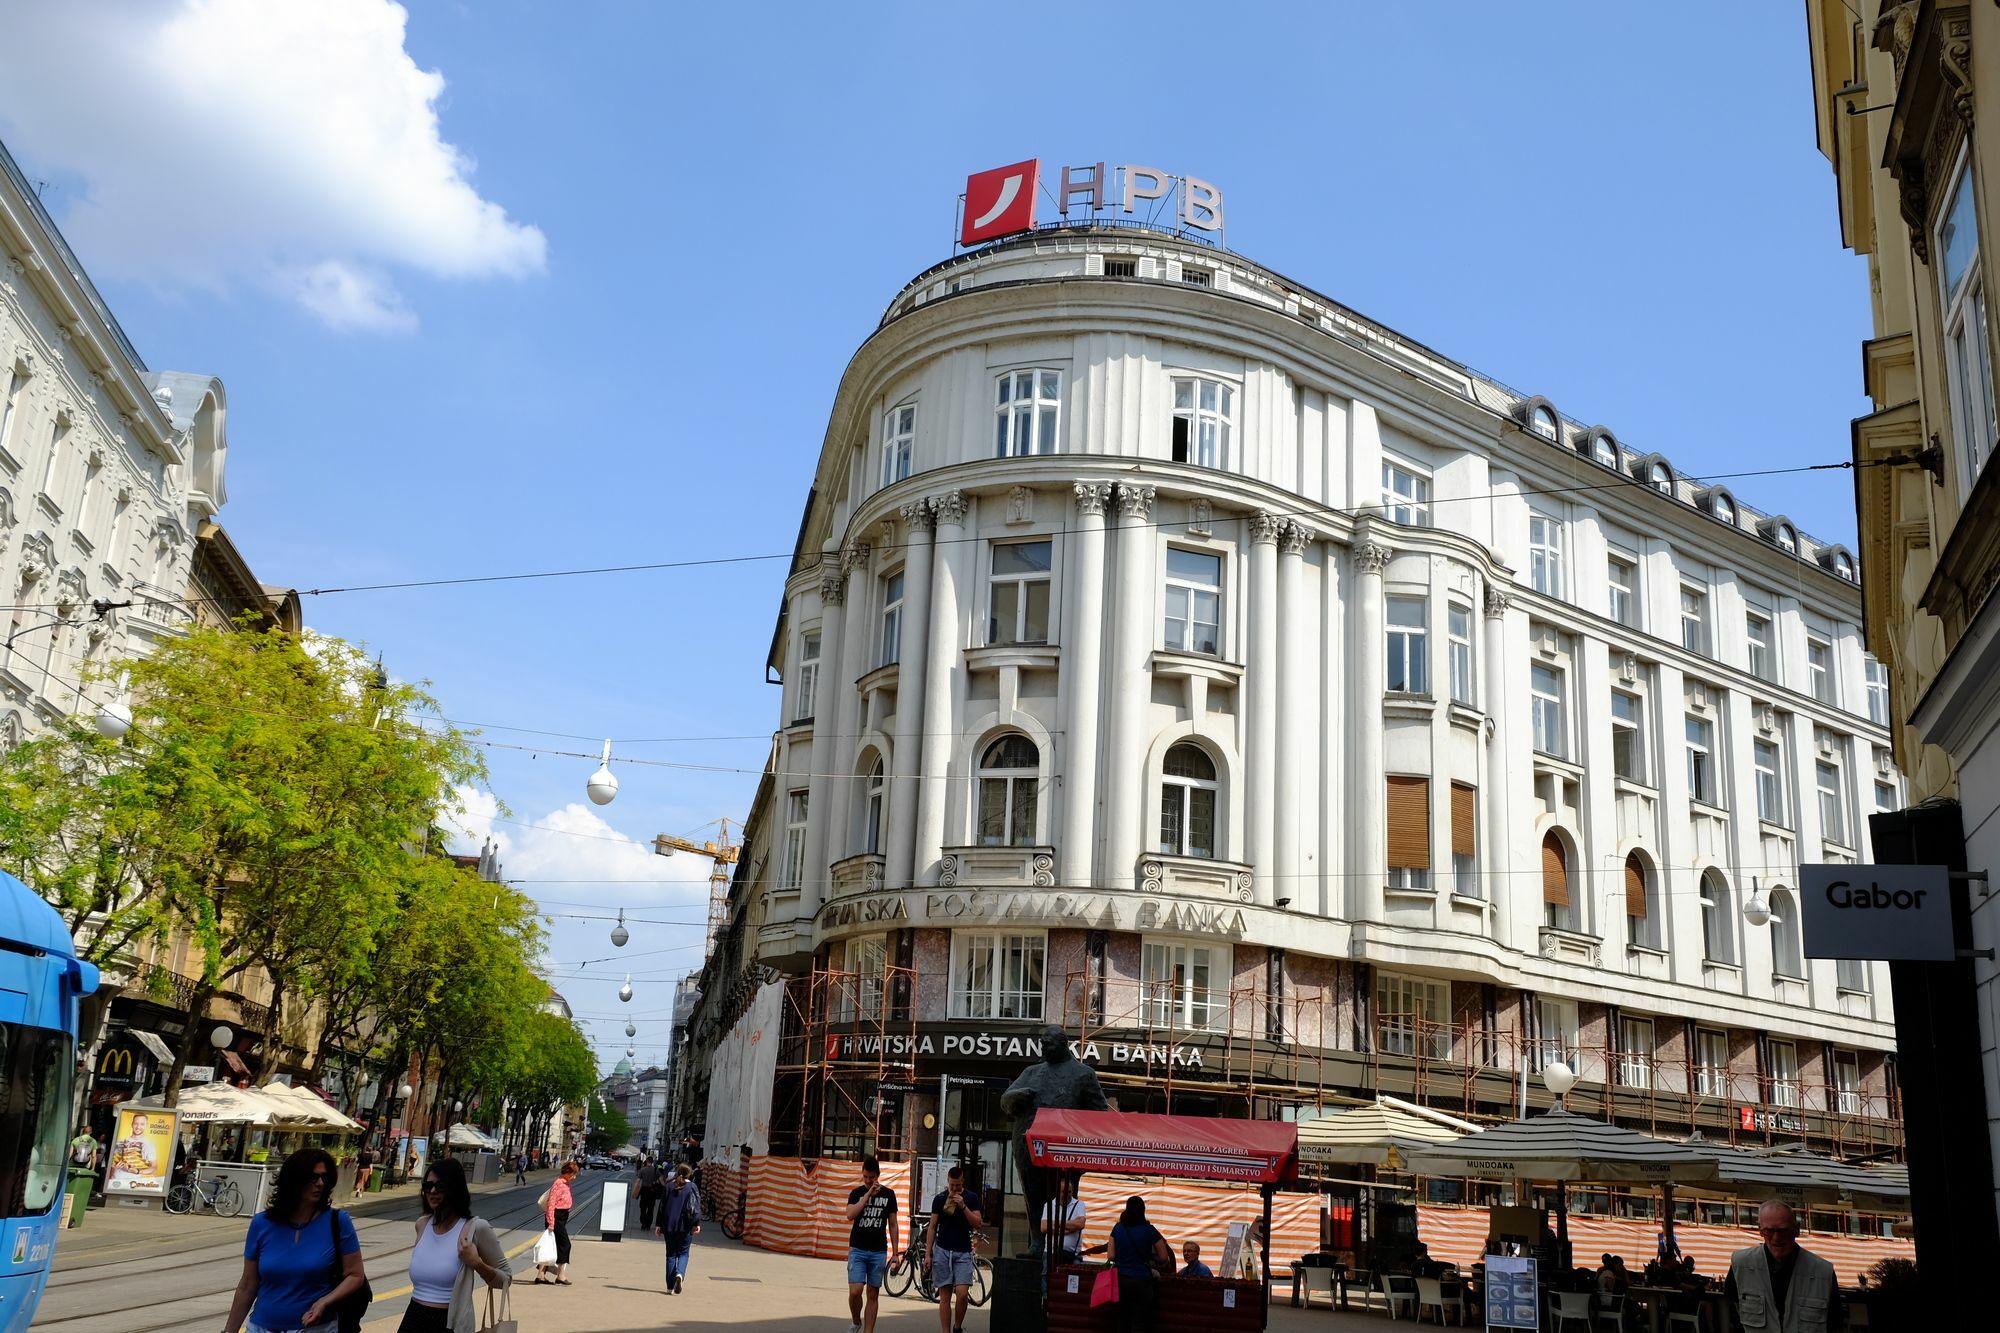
left=960, top=159, right=1223, bottom=246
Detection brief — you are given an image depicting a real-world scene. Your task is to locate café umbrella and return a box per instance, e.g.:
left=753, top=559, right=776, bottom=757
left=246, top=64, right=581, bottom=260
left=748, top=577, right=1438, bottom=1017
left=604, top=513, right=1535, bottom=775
left=1297, top=1101, right=1467, bottom=1167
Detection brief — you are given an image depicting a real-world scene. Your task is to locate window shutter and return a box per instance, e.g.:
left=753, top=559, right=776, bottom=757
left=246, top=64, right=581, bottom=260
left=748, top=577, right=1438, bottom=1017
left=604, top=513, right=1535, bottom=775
left=1541, top=832, right=1569, bottom=906
left=1450, top=783, right=1477, bottom=857
left=1386, top=776, right=1430, bottom=870
left=1624, top=853, right=1648, bottom=918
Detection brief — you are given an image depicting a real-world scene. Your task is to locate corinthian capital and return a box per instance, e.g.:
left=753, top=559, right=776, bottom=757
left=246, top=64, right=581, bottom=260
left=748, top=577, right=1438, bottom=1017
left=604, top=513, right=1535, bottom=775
left=842, top=541, right=872, bottom=574
left=1483, top=585, right=1511, bottom=617
left=1280, top=520, right=1313, bottom=556
left=1249, top=511, right=1285, bottom=545
left=1115, top=483, right=1155, bottom=521
left=929, top=490, right=969, bottom=527
left=901, top=499, right=938, bottom=533
left=1074, top=482, right=1112, bottom=517
left=820, top=575, right=846, bottom=605
left=1352, top=542, right=1391, bottom=575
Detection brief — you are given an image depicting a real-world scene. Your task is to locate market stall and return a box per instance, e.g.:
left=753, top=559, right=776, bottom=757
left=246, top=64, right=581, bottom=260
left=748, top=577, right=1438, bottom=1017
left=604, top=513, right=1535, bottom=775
left=1026, top=1108, right=1299, bottom=1331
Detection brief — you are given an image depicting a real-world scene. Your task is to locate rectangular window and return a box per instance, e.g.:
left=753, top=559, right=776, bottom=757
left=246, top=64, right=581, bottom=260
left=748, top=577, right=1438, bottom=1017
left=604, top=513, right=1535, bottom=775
left=834, top=935, right=888, bottom=1021
left=1535, top=998, right=1579, bottom=1072
left=1875, top=780, right=1898, bottom=812
left=1163, top=547, right=1222, bottom=655
left=1768, top=1039, right=1801, bottom=1108
left=1754, top=739, right=1784, bottom=824
left=1618, top=1017, right=1655, bottom=1089
left=953, top=932, right=1046, bottom=1020
left=1376, top=973, right=1449, bottom=1061
left=1818, top=759, right=1848, bottom=845
left=1386, top=775, right=1431, bottom=892
left=989, top=540, right=1053, bottom=645
left=881, top=403, right=915, bottom=486
left=1611, top=690, right=1646, bottom=783
left=1141, top=941, right=1225, bottom=1031
left=1381, top=460, right=1432, bottom=527
left=1746, top=614, right=1772, bottom=681
left=1832, top=1050, right=1862, bottom=1115
left=1686, top=715, right=1716, bottom=805
left=1531, top=664, right=1565, bottom=757
left=1447, top=603, right=1474, bottom=705
left=994, top=369, right=1061, bottom=457
left=1386, top=597, right=1428, bottom=694
left=1695, top=1030, right=1730, bottom=1098
left=1528, top=514, right=1564, bottom=598
left=1103, top=258, right=1137, bottom=278
left=1171, top=377, right=1233, bottom=468
left=782, top=790, right=809, bottom=890
left=1807, top=638, right=1833, bottom=704
left=1937, top=156, right=1997, bottom=484
left=1680, top=586, right=1707, bottom=654
left=880, top=571, right=905, bottom=665
left=794, top=630, right=821, bottom=723
left=1450, top=782, right=1477, bottom=898
left=0, top=369, right=23, bottom=453
left=1837, top=958, right=1869, bottom=995
left=1865, top=657, right=1890, bottom=725
left=1607, top=556, right=1637, bottom=627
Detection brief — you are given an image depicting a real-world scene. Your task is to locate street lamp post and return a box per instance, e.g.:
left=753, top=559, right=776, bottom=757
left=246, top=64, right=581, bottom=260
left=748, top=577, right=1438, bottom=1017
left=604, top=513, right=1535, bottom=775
left=1540, top=1062, right=1578, bottom=1271
left=387, top=1082, right=414, bottom=1184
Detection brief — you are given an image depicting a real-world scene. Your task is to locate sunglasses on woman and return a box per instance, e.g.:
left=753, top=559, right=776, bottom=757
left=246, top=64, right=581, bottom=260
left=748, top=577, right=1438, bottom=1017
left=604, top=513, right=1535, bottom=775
left=422, top=1180, right=443, bottom=1193
left=308, top=1171, right=333, bottom=1183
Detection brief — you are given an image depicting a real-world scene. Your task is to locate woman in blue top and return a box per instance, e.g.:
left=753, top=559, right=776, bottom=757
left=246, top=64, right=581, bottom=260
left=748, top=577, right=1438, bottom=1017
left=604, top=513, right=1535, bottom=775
left=225, top=1149, right=368, bottom=1333
left=1105, top=1195, right=1172, bottom=1333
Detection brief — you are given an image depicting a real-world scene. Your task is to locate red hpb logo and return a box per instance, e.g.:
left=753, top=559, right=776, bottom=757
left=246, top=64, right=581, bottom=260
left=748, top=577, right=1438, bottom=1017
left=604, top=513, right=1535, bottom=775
left=961, top=159, right=1040, bottom=245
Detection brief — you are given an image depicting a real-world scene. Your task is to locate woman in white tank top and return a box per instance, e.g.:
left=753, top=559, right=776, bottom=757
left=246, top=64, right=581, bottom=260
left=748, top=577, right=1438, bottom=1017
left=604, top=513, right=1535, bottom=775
left=402, top=1159, right=511, bottom=1333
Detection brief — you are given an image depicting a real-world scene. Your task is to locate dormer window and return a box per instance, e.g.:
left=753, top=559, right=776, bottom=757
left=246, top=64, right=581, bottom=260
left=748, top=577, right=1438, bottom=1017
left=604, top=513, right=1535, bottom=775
left=1647, top=462, right=1673, bottom=496
left=1773, top=524, right=1796, bottom=554
left=1712, top=494, right=1735, bottom=523
left=1834, top=552, right=1854, bottom=579
left=1529, top=405, right=1559, bottom=441
left=1591, top=435, right=1618, bottom=468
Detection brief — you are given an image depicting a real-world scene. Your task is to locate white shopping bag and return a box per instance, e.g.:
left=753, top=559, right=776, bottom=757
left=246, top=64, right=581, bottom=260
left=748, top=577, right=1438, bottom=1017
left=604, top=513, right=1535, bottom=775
left=533, top=1228, right=558, bottom=1267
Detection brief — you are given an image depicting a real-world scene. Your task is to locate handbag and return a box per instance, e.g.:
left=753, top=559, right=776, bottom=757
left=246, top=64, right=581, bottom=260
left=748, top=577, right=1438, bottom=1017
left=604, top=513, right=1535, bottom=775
left=1089, top=1268, right=1120, bottom=1308
left=324, top=1208, right=374, bottom=1333
left=533, top=1228, right=559, bottom=1267
left=535, top=1188, right=551, bottom=1210
left=481, top=1285, right=518, bottom=1333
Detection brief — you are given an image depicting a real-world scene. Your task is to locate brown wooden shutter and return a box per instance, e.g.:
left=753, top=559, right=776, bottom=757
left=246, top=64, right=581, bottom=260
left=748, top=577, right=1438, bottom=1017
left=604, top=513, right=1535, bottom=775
left=1386, top=776, right=1430, bottom=870
left=1624, top=853, right=1648, bottom=919
left=1541, top=832, right=1569, bottom=906
left=1451, top=783, right=1477, bottom=858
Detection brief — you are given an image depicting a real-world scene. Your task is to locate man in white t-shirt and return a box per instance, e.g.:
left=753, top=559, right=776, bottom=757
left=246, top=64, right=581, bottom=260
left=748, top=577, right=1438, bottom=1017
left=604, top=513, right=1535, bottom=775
left=1040, top=1175, right=1087, bottom=1262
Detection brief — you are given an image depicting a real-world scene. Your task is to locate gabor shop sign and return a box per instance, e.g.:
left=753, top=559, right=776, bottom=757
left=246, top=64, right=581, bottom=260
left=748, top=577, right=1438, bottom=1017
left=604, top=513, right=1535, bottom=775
left=1798, top=863, right=1953, bottom=961
left=825, top=1026, right=1207, bottom=1070
left=960, top=159, right=1224, bottom=246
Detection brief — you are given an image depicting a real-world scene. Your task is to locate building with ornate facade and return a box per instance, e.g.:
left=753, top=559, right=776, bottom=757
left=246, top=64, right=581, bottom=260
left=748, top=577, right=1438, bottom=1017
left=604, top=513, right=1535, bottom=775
left=1806, top=0, right=2000, bottom=1269
left=686, top=209, right=1905, bottom=1230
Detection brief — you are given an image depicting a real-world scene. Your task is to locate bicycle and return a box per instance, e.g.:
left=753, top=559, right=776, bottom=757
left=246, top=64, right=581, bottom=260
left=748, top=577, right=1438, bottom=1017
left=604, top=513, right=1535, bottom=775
left=165, top=1172, right=244, bottom=1217
left=886, top=1218, right=992, bottom=1308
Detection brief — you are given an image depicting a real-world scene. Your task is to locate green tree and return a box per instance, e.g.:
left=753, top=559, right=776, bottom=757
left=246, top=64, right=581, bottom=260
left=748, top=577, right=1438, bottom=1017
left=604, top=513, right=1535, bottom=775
left=585, top=1099, right=633, bottom=1154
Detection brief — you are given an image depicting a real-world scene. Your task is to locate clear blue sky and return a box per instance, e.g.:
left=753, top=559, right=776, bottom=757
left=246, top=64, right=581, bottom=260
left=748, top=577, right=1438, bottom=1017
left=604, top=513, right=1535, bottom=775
left=0, top=1, right=1870, bottom=1078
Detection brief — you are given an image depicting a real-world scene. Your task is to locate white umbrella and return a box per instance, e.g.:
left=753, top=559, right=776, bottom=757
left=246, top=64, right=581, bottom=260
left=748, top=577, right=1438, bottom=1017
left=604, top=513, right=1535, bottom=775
left=1403, top=1108, right=1716, bottom=1184
left=157, top=1083, right=293, bottom=1126
left=261, top=1082, right=364, bottom=1132
left=1298, top=1102, right=1465, bottom=1167
left=1699, top=1144, right=1908, bottom=1208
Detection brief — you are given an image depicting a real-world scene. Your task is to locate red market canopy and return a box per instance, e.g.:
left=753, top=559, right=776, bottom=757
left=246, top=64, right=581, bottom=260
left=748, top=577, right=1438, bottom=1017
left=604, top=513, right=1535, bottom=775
left=1026, top=1109, right=1299, bottom=1185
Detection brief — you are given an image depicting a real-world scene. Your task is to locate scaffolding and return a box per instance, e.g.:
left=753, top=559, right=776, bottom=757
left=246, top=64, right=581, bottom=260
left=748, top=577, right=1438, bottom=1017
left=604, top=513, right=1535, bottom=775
left=770, top=961, right=921, bottom=1161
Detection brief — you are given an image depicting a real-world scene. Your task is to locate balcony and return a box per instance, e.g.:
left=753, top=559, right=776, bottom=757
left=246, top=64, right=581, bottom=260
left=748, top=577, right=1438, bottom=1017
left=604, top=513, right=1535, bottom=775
left=1138, top=853, right=1255, bottom=902
left=828, top=853, right=885, bottom=899
left=939, top=844, right=1056, bottom=889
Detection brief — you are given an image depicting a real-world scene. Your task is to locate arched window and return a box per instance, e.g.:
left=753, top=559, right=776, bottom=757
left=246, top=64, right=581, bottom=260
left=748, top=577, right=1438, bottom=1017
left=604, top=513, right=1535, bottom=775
left=1773, top=524, right=1797, bottom=554
left=1699, top=870, right=1733, bottom=964
left=976, top=735, right=1039, bottom=847
left=1711, top=493, right=1735, bottom=523
left=1592, top=435, right=1618, bottom=468
left=1648, top=461, right=1673, bottom=495
left=1624, top=852, right=1660, bottom=950
left=1770, top=887, right=1804, bottom=978
left=1834, top=552, right=1854, bottom=580
left=1529, top=405, right=1559, bottom=440
left=1541, top=831, right=1573, bottom=931
left=1159, top=743, right=1219, bottom=858
left=861, top=756, right=886, bottom=855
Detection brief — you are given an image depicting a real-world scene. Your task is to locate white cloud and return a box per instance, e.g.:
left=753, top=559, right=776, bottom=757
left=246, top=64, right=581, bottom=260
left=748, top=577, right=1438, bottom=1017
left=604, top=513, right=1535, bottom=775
left=443, top=785, right=715, bottom=907
left=0, top=0, right=546, bottom=332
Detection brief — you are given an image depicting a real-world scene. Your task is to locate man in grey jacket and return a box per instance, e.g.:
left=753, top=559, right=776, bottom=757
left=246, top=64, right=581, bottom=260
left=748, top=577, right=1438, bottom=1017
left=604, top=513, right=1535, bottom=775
left=1725, top=1200, right=1841, bottom=1332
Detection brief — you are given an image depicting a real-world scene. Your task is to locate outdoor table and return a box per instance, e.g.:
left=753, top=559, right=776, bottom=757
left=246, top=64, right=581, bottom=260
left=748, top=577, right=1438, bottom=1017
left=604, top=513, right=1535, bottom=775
left=1627, top=1284, right=1726, bottom=1333
left=1286, top=1259, right=1351, bottom=1310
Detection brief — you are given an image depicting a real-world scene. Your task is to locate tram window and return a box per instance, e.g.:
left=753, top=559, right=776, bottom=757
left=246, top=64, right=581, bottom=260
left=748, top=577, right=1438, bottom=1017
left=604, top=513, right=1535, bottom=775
left=0, top=1026, right=74, bottom=1219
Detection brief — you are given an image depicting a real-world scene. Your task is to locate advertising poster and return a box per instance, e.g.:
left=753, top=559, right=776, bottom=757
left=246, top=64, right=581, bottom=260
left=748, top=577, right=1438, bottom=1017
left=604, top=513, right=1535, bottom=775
left=405, top=1136, right=430, bottom=1185
left=104, top=1105, right=178, bottom=1197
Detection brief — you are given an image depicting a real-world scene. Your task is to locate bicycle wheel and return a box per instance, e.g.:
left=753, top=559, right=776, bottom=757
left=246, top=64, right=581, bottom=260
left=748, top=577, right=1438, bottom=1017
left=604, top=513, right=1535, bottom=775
left=164, top=1184, right=193, bottom=1215
left=885, top=1252, right=915, bottom=1298
left=719, top=1199, right=745, bottom=1240
left=969, top=1257, right=993, bottom=1307
left=211, top=1179, right=244, bottom=1218
left=915, top=1257, right=937, bottom=1304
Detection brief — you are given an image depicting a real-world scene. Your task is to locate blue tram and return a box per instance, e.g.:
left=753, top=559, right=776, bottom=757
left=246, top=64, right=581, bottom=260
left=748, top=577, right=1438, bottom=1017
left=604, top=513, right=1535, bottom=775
left=0, top=868, right=98, bottom=1333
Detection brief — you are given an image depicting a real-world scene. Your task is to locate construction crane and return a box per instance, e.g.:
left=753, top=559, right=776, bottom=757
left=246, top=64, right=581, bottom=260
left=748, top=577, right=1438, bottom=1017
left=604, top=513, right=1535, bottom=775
left=653, top=818, right=740, bottom=959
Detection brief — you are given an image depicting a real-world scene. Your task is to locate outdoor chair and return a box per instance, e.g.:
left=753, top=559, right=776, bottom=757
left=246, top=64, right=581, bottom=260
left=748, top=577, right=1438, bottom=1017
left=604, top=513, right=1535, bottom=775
left=1299, top=1264, right=1337, bottom=1308
left=1594, top=1292, right=1627, bottom=1332
left=1549, top=1290, right=1594, bottom=1333
left=1415, top=1276, right=1466, bottom=1326
left=1380, top=1272, right=1420, bottom=1320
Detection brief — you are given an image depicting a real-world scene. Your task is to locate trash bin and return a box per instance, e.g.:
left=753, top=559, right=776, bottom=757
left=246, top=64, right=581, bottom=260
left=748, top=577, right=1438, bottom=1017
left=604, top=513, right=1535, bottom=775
left=62, top=1174, right=92, bottom=1228
left=369, top=1169, right=385, bottom=1193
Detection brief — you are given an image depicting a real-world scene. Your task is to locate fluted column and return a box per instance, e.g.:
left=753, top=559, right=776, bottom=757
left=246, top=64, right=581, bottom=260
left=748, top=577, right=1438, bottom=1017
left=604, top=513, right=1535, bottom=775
left=1060, top=483, right=1113, bottom=889
left=1246, top=512, right=1283, bottom=901
left=914, top=491, right=968, bottom=885
left=884, top=502, right=936, bottom=892
left=1482, top=585, right=1513, bottom=947
left=1101, top=484, right=1156, bottom=889
left=799, top=556, right=846, bottom=916
left=1350, top=541, right=1390, bottom=922
left=1273, top=520, right=1311, bottom=908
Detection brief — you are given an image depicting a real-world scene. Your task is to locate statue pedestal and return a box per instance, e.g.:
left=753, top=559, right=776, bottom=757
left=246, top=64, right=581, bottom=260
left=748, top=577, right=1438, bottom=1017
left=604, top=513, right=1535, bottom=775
left=987, top=1256, right=1047, bottom=1333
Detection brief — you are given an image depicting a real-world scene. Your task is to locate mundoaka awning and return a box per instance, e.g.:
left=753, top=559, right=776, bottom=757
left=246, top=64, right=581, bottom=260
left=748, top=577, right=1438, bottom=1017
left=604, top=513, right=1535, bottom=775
left=1697, top=1144, right=1909, bottom=1207
left=1297, top=1101, right=1465, bottom=1166
left=1025, top=1108, right=1299, bottom=1184
left=1401, top=1107, right=1716, bottom=1184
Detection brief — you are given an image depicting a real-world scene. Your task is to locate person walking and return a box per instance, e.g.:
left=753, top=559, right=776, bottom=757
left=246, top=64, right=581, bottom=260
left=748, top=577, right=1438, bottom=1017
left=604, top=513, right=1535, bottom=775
left=843, top=1156, right=899, bottom=1333
left=928, top=1164, right=984, bottom=1333
left=534, top=1161, right=578, bottom=1286
left=635, top=1156, right=663, bottom=1231
left=399, top=1158, right=510, bottom=1333
left=222, top=1149, right=367, bottom=1333
left=654, top=1164, right=702, bottom=1294
left=1725, top=1200, right=1842, bottom=1332
left=1105, top=1195, right=1172, bottom=1333
left=350, top=1145, right=375, bottom=1199
left=513, top=1152, right=527, bottom=1186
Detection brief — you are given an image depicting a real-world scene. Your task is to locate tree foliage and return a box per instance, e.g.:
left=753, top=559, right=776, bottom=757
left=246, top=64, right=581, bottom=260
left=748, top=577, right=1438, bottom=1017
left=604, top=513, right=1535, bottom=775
left=585, top=1099, right=633, bottom=1154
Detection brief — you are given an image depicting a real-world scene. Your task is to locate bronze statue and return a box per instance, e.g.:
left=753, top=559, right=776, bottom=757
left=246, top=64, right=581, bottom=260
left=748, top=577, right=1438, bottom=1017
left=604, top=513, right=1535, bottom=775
left=999, top=1025, right=1108, bottom=1256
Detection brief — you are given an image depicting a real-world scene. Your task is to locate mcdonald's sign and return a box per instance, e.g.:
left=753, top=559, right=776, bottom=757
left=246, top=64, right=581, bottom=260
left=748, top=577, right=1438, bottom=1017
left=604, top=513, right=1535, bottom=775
left=96, top=1042, right=140, bottom=1088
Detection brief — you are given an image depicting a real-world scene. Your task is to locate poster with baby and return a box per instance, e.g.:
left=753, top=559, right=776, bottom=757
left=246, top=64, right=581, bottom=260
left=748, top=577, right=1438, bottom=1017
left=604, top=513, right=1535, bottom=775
left=104, top=1105, right=178, bottom=1196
